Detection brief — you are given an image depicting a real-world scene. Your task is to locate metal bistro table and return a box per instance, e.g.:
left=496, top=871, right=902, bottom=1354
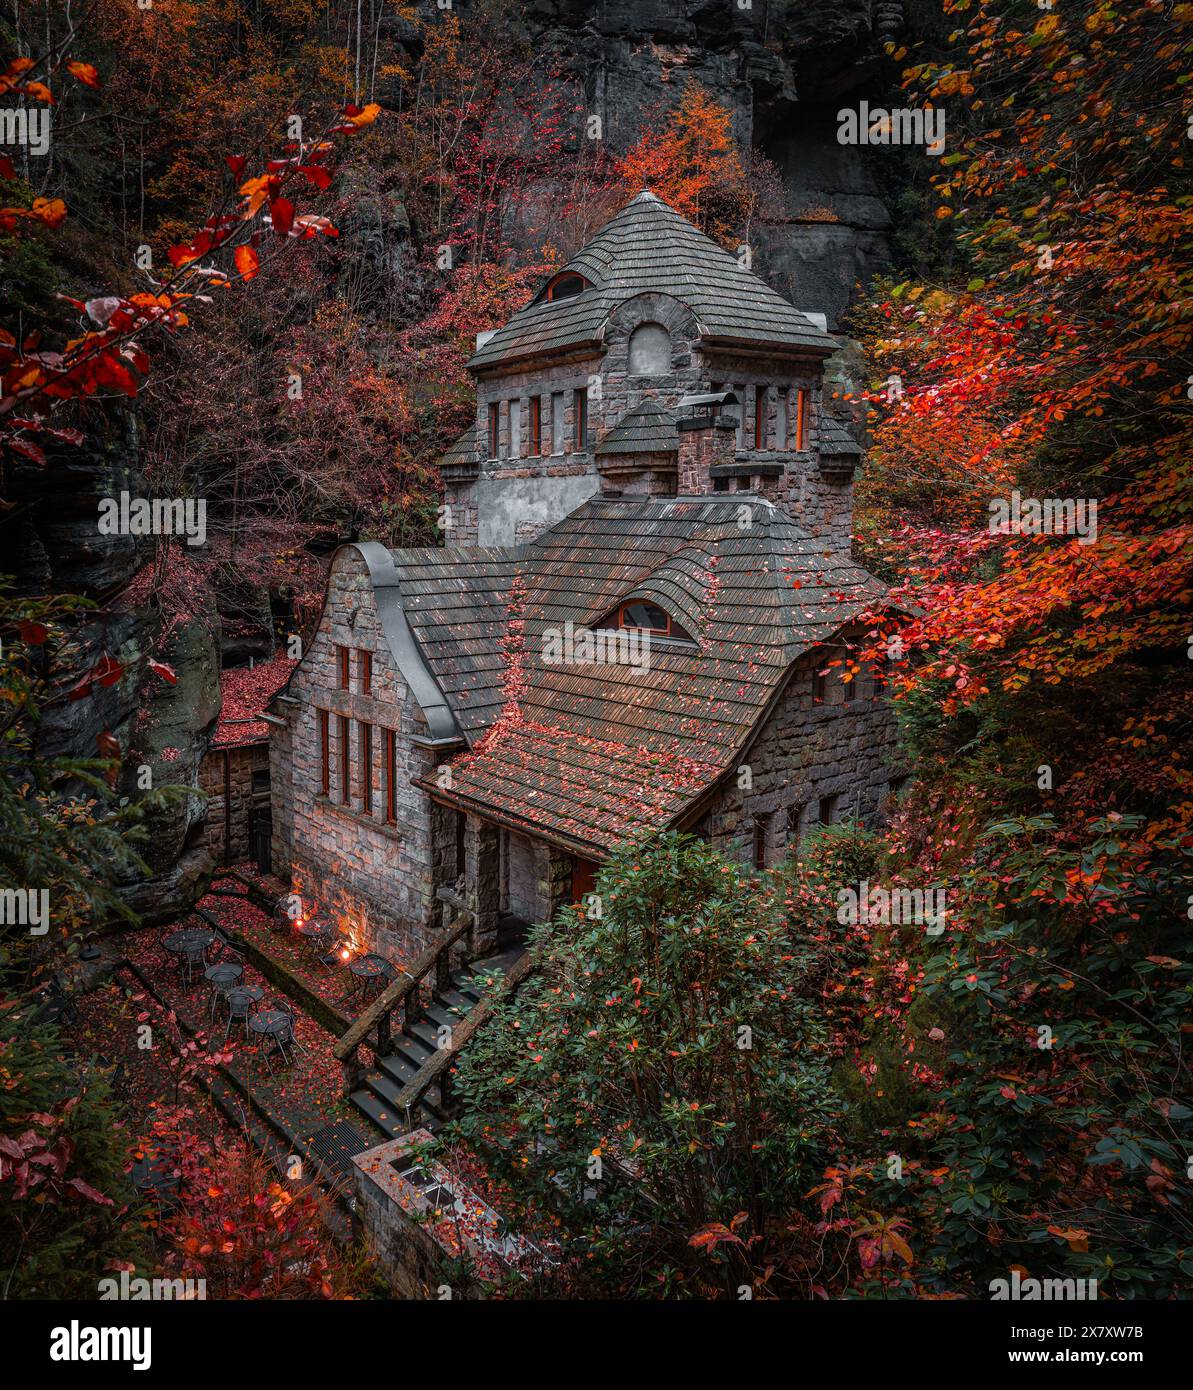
left=250, top=1008, right=295, bottom=1072
left=339, top=955, right=385, bottom=1008
left=296, top=918, right=335, bottom=964
left=162, top=926, right=216, bottom=986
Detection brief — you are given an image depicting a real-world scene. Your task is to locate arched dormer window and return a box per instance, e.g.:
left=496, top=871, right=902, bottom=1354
left=543, top=272, right=587, bottom=302
left=627, top=321, right=671, bottom=376
left=598, top=598, right=694, bottom=643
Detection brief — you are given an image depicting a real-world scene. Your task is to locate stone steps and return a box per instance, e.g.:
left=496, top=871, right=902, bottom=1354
left=349, top=944, right=520, bottom=1141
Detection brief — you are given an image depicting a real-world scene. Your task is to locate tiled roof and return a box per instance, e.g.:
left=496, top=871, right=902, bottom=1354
left=402, top=497, right=885, bottom=852
left=389, top=546, right=522, bottom=737
left=819, top=414, right=863, bottom=456
left=437, top=422, right=478, bottom=470
left=468, top=191, right=834, bottom=372
left=213, top=654, right=297, bottom=749
left=595, top=399, right=679, bottom=456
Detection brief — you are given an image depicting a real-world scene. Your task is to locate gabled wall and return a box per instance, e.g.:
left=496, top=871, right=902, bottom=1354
left=700, top=627, right=903, bottom=866
left=268, top=547, right=442, bottom=958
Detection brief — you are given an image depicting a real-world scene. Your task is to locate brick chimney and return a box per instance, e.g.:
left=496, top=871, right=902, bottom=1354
left=676, top=394, right=739, bottom=494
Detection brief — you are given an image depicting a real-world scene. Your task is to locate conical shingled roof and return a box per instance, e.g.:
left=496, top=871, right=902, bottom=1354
left=468, top=191, right=834, bottom=372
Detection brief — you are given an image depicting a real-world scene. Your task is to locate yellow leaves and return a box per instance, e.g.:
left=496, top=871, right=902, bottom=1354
left=238, top=174, right=273, bottom=218
left=234, top=244, right=260, bottom=281
left=341, top=102, right=381, bottom=129
left=1036, top=14, right=1061, bottom=41
left=65, top=60, right=101, bottom=89
left=1047, top=1225, right=1090, bottom=1252
left=32, top=196, right=66, bottom=228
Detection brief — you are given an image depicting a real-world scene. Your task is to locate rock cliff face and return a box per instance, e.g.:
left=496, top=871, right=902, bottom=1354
left=8, top=409, right=221, bottom=926
left=528, top=0, right=905, bottom=327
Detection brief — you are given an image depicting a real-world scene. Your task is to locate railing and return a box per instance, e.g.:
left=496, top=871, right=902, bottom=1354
left=333, top=912, right=472, bottom=1093
left=393, top=949, right=535, bottom=1131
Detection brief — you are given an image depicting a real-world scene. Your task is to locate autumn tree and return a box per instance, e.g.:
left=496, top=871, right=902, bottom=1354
left=814, top=0, right=1193, bottom=1297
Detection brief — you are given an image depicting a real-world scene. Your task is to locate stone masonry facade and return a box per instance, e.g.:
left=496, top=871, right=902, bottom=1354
left=269, top=547, right=443, bottom=960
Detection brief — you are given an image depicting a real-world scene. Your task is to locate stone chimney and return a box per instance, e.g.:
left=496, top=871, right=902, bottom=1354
left=676, top=393, right=739, bottom=495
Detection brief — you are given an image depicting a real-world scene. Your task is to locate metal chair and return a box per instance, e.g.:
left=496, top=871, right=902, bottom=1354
left=263, top=1011, right=299, bottom=1074
left=207, top=963, right=245, bottom=1020
left=223, top=987, right=256, bottom=1044
left=179, top=942, right=207, bottom=988
left=207, top=927, right=244, bottom=963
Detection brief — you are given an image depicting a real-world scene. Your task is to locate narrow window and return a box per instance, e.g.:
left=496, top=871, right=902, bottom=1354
left=318, top=709, right=329, bottom=796
left=509, top=398, right=521, bottom=457
left=551, top=391, right=565, bottom=454
left=713, top=477, right=730, bottom=493
left=384, top=729, right=397, bottom=823
left=338, top=715, right=351, bottom=803
left=754, top=386, right=766, bottom=450
left=359, top=721, right=372, bottom=813
left=844, top=668, right=857, bottom=702
left=818, top=794, right=839, bottom=825
left=336, top=645, right=349, bottom=690
left=776, top=388, right=788, bottom=450
left=359, top=649, right=372, bottom=696
left=752, top=814, right=768, bottom=871
left=736, top=387, right=745, bottom=449
left=573, top=387, right=587, bottom=451
left=455, top=810, right=467, bottom=878
left=528, top=396, right=542, bottom=457
left=795, top=388, right=809, bottom=451
left=813, top=667, right=827, bottom=703
left=488, top=401, right=500, bottom=458
left=786, top=803, right=804, bottom=845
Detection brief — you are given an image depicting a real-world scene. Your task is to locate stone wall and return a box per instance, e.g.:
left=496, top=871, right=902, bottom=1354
left=704, top=628, right=905, bottom=866
left=268, top=547, right=443, bottom=959
left=469, top=291, right=857, bottom=544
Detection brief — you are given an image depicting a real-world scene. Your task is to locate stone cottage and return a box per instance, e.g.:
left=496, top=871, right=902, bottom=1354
left=267, top=191, right=902, bottom=963
left=200, top=654, right=296, bottom=869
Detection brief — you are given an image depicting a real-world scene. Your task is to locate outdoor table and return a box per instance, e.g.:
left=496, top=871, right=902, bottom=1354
left=250, top=1008, right=294, bottom=1070
left=339, top=955, right=384, bottom=1008
left=131, top=1149, right=181, bottom=1202
left=163, top=927, right=216, bottom=986
left=205, top=962, right=243, bottom=986
left=163, top=927, right=216, bottom=955
left=297, top=919, right=334, bottom=961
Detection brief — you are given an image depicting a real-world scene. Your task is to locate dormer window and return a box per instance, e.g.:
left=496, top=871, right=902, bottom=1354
left=612, top=600, right=694, bottom=642
left=544, top=272, right=587, bottom=302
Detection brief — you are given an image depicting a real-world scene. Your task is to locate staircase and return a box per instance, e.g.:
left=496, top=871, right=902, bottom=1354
left=348, top=934, right=527, bottom=1140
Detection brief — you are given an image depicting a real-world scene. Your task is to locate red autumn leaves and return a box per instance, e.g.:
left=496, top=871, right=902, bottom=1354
left=3, top=90, right=375, bottom=473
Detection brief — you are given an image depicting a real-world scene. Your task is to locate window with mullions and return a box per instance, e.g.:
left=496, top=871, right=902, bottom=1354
left=614, top=600, right=694, bottom=642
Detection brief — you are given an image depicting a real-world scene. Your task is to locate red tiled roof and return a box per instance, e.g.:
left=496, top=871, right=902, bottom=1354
left=213, top=654, right=296, bottom=749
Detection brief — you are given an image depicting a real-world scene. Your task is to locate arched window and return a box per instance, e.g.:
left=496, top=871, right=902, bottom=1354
left=627, top=322, right=671, bottom=376
left=600, top=599, right=694, bottom=642
left=543, top=272, right=587, bottom=302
